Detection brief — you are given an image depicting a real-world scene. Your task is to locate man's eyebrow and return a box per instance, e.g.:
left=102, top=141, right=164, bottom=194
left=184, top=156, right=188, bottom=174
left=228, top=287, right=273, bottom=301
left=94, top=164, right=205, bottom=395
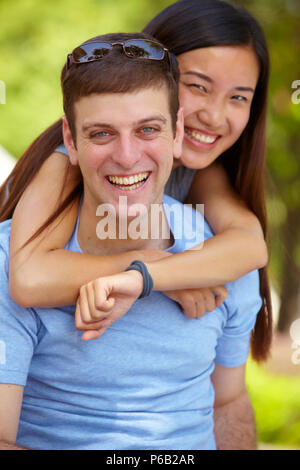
left=82, top=115, right=167, bottom=132
left=181, top=71, right=255, bottom=93
left=82, top=122, right=112, bottom=132
left=136, top=115, right=167, bottom=126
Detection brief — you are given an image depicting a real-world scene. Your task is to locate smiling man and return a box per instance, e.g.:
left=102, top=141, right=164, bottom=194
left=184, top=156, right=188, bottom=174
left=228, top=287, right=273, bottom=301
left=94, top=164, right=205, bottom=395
left=64, top=88, right=181, bottom=253
left=0, top=32, right=261, bottom=450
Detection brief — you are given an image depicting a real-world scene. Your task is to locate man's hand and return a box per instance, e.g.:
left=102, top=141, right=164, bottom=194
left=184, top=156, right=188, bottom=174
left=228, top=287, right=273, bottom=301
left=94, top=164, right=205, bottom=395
left=75, top=270, right=144, bottom=340
left=164, top=285, right=228, bottom=319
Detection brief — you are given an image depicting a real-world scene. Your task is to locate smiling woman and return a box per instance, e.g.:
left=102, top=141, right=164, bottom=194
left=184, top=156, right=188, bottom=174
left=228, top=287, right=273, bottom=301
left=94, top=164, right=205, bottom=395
left=177, top=45, right=259, bottom=170
left=143, top=0, right=272, bottom=361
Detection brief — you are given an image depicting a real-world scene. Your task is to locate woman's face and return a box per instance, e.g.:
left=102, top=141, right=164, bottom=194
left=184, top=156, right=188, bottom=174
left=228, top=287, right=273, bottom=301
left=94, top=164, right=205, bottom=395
left=177, top=45, right=260, bottom=169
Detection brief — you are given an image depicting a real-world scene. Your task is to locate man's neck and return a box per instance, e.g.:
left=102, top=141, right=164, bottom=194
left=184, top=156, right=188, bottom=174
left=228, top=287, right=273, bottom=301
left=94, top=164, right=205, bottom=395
left=77, top=197, right=173, bottom=255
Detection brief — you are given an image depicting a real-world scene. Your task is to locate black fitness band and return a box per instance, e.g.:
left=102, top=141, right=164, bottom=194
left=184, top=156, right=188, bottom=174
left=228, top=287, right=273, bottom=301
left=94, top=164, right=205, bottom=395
left=124, top=260, right=154, bottom=299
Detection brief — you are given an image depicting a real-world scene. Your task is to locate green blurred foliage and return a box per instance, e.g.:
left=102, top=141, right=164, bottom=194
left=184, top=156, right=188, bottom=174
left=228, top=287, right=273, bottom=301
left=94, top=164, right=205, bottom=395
left=0, top=0, right=172, bottom=157
left=247, top=360, right=300, bottom=447
left=1, top=1, right=299, bottom=237
left=1, top=1, right=299, bottom=261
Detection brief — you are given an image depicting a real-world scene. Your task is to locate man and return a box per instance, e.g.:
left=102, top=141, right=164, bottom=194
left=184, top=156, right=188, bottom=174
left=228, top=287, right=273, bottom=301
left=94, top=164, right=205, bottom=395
left=0, top=33, right=260, bottom=450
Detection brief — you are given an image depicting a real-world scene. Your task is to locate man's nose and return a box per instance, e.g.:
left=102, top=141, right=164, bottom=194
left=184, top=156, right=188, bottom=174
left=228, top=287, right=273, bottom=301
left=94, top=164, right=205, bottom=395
left=111, top=135, right=142, bottom=169
left=196, top=96, right=226, bottom=130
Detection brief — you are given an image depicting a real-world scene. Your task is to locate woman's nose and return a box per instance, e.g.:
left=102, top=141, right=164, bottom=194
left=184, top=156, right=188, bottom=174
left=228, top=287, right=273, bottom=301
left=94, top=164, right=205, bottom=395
left=196, top=97, right=226, bottom=130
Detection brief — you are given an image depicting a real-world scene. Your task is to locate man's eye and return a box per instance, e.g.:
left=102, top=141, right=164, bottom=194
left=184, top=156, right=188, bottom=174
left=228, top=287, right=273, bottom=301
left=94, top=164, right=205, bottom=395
left=93, top=131, right=110, bottom=137
left=96, top=131, right=109, bottom=137
left=141, top=127, right=155, bottom=133
left=138, top=126, right=159, bottom=137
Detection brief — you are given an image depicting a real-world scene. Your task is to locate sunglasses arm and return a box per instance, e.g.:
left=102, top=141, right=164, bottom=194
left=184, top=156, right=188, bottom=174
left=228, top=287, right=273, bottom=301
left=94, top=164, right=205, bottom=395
left=66, top=54, right=73, bottom=70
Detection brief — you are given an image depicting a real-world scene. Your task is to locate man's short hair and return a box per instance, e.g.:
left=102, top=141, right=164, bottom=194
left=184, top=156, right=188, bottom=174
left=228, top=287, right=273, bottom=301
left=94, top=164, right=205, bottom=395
left=61, top=32, right=180, bottom=142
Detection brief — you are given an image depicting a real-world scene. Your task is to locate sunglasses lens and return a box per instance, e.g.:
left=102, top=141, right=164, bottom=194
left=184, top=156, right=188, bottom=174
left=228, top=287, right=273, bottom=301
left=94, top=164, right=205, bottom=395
left=70, top=40, right=167, bottom=68
left=72, top=43, right=112, bottom=62
left=124, top=40, right=165, bottom=60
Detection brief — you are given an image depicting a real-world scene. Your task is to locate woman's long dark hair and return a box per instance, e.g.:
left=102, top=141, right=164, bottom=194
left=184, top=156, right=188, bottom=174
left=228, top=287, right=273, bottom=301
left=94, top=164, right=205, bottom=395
left=144, top=0, right=272, bottom=361
left=0, top=1, right=272, bottom=361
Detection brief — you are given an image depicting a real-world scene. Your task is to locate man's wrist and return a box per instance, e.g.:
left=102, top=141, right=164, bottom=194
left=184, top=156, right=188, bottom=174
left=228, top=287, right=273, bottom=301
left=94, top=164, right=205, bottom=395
left=124, top=260, right=153, bottom=298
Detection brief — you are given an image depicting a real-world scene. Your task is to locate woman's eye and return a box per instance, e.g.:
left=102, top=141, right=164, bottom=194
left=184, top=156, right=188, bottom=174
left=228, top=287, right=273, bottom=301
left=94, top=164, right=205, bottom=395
left=232, top=95, right=248, bottom=102
left=185, top=83, right=207, bottom=93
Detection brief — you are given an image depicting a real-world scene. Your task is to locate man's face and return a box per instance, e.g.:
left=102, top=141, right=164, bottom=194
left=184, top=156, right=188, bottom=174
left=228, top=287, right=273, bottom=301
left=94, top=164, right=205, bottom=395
left=64, top=86, right=183, bottom=219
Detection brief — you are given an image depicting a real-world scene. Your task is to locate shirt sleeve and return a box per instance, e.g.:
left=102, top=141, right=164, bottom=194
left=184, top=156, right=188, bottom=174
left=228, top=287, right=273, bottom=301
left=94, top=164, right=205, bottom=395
left=0, top=235, right=39, bottom=386
left=55, top=143, right=69, bottom=157
left=215, top=269, right=262, bottom=368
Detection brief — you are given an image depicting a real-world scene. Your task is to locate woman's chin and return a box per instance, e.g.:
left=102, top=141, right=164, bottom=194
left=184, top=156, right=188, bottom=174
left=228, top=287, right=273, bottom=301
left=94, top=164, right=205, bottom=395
left=180, top=154, right=218, bottom=170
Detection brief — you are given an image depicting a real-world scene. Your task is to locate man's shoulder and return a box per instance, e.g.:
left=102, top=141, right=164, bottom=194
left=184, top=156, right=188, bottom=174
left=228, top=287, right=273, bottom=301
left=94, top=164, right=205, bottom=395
left=64, top=210, right=81, bottom=252
left=225, top=268, right=261, bottom=313
left=0, top=219, right=40, bottom=350
left=0, top=219, right=12, bottom=278
left=0, top=218, right=12, bottom=242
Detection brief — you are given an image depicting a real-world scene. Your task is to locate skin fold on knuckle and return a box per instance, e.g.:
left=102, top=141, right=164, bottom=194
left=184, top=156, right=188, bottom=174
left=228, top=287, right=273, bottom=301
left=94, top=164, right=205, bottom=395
left=93, top=311, right=107, bottom=321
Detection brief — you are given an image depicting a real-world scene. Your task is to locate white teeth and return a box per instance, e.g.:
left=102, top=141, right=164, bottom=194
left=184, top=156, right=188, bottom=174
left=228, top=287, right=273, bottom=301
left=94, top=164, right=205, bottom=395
left=115, top=181, right=144, bottom=191
left=185, top=129, right=218, bottom=144
left=107, top=172, right=149, bottom=188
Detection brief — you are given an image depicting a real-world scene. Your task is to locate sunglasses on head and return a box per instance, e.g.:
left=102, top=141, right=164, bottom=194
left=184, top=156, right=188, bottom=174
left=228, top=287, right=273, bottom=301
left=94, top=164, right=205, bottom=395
left=66, top=39, right=170, bottom=70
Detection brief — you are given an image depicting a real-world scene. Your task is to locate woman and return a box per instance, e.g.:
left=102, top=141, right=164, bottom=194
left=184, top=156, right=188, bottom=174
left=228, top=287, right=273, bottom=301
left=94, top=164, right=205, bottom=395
left=0, top=0, right=272, bottom=360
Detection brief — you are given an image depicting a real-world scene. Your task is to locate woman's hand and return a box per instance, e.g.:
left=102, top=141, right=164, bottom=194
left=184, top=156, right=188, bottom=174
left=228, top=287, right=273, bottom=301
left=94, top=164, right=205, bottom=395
left=164, top=286, right=228, bottom=319
left=75, top=270, right=144, bottom=340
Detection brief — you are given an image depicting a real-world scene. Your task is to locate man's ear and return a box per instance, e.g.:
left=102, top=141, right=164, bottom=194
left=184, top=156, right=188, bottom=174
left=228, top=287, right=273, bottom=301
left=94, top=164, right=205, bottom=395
left=173, top=107, right=184, bottom=161
left=62, top=116, right=78, bottom=166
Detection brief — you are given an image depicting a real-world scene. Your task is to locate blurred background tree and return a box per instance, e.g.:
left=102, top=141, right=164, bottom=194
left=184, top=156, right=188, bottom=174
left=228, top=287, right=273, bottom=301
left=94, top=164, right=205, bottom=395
left=0, top=0, right=300, bottom=448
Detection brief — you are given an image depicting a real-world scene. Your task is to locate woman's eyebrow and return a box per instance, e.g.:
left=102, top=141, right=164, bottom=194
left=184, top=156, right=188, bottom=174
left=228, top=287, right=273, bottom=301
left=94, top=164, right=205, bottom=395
left=234, top=86, right=255, bottom=93
left=181, top=72, right=255, bottom=93
left=181, top=71, right=213, bottom=83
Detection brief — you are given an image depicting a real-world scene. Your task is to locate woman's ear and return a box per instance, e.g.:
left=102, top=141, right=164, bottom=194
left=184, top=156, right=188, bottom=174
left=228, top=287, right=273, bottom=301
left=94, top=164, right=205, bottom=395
left=173, top=107, right=184, bottom=161
left=62, top=117, right=78, bottom=166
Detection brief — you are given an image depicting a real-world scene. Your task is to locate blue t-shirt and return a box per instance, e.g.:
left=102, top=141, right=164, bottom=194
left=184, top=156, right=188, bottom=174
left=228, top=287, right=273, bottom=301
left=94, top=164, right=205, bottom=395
left=0, top=195, right=261, bottom=450
left=56, top=143, right=196, bottom=203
